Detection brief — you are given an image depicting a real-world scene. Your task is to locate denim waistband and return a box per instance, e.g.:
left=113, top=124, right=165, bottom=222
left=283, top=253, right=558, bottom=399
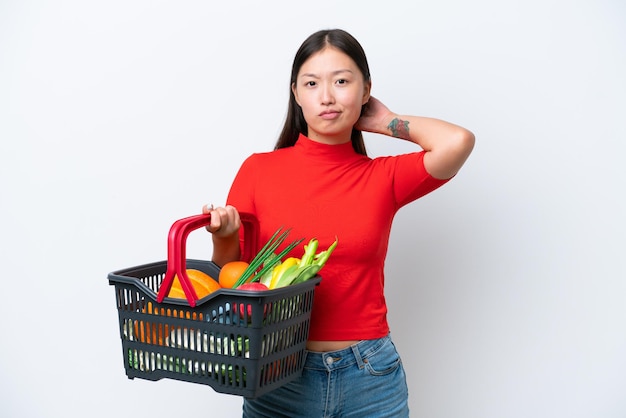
left=304, top=334, right=391, bottom=372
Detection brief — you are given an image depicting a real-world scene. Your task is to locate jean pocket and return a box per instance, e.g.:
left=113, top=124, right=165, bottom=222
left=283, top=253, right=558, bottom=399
left=363, top=339, right=402, bottom=376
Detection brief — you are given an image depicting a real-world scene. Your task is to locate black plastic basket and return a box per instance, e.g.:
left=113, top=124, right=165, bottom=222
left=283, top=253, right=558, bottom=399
left=108, top=213, right=320, bottom=398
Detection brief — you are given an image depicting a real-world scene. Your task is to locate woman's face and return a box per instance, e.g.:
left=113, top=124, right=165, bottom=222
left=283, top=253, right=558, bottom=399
left=292, top=46, right=370, bottom=145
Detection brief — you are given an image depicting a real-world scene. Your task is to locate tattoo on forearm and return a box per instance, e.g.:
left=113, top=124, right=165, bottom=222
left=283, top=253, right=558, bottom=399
left=387, top=118, right=410, bottom=139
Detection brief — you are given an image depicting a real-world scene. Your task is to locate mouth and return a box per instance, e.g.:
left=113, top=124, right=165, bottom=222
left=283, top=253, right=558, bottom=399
left=319, top=110, right=340, bottom=119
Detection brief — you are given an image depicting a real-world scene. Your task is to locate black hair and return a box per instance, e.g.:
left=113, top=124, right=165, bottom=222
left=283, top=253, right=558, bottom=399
left=274, top=29, right=371, bottom=155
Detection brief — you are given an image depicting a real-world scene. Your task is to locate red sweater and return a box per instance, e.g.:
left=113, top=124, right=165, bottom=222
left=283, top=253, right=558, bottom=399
left=227, top=134, right=448, bottom=340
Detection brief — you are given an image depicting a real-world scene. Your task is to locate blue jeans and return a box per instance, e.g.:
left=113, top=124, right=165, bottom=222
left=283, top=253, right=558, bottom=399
left=242, top=334, right=409, bottom=417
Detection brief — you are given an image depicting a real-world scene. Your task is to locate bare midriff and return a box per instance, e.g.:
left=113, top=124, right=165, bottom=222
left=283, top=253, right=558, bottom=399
left=306, top=340, right=360, bottom=352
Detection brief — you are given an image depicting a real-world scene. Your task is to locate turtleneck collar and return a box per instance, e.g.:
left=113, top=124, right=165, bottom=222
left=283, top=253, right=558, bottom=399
left=293, top=133, right=363, bottom=163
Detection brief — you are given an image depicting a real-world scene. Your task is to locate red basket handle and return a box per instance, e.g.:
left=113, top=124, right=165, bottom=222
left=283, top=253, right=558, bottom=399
left=155, top=212, right=259, bottom=307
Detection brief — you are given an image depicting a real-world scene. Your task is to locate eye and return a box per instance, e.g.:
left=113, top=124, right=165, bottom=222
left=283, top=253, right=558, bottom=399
left=336, top=79, right=348, bottom=85
left=305, top=81, right=317, bottom=87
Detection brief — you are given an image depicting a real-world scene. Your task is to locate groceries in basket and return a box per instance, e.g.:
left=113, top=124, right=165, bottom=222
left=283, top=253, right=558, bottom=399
left=127, top=314, right=292, bottom=380
left=168, top=269, right=221, bottom=299
left=220, top=226, right=338, bottom=291
left=108, top=213, right=329, bottom=397
left=165, top=225, right=338, bottom=299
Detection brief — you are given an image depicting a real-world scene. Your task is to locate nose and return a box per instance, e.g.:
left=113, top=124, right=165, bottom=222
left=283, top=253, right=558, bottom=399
left=320, top=83, right=335, bottom=105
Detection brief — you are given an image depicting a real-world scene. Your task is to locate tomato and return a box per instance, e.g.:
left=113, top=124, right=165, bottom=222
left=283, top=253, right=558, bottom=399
left=237, top=283, right=269, bottom=292
left=234, top=282, right=269, bottom=317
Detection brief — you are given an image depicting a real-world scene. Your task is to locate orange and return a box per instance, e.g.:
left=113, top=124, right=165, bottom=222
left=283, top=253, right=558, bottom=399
left=218, top=261, right=250, bottom=288
left=132, top=301, right=205, bottom=346
left=168, top=268, right=221, bottom=299
left=133, top=302, right=169, bottom=346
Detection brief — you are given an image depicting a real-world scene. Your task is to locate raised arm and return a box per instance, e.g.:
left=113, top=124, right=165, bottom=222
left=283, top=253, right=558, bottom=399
left=356, top=97, right=475, bottom=179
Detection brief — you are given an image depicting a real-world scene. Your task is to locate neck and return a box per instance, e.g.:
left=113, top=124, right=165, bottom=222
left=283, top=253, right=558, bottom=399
left=306, top=130, right=352, bottom=146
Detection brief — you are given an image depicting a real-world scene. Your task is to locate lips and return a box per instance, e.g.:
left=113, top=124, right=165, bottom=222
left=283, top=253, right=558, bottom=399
left=319, top=110, right=340, bottom=120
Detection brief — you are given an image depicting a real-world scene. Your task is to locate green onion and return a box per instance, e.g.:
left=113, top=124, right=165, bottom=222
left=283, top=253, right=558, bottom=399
left=232, top=227, right=304, bottom=288
left=251, top=237, right=304, bottom=284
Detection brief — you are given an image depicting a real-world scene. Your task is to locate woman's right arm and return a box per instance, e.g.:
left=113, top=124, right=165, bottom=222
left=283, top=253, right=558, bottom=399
left=202, top=204, right=242, bottom=267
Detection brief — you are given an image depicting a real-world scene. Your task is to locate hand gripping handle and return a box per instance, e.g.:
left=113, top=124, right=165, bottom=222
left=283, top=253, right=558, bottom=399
left=155, top=212, right=259, bottom=307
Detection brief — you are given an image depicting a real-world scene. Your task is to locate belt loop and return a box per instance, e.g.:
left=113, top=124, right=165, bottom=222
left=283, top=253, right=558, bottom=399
left=351, top=342, right=365, bottom=369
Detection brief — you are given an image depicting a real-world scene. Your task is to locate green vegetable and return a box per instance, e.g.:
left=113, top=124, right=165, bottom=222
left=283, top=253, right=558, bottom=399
left=271, top=237, right=338, bottom=289
left=271, top=263, right=301, bottom=288
left=233, top=227, right=304, bottom=288
left=289, top=264, right=321, bottom=285
left=258, top=253, right=278, bottom=287
left=313, top=237, right=338, bottom=266
left=298, top=239, right=319, bottom=267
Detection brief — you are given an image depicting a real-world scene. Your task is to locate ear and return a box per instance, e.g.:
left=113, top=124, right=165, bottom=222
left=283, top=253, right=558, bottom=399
left=291, top=83, right=301, bottom=106
left=362, top=80, right=372, bottom=105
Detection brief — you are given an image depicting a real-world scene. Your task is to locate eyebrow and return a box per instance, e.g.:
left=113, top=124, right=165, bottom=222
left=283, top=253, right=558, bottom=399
left=300, top=69, right=355, bottom=78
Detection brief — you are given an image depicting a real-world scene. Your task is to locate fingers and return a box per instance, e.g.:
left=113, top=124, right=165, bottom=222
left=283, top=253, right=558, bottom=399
left=203, top=204, right=240, bottom=236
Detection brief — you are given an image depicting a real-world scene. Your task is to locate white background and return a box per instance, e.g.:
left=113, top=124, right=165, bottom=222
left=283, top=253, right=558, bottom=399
left=1, top=1, right=625, bottom=417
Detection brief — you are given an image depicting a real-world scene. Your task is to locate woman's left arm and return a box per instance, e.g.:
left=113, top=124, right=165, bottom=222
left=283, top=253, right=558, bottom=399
left=356, top=97, right=475, bottom=179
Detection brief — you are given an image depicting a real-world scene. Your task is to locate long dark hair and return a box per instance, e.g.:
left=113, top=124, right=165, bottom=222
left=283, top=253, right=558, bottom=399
left=274, top=29, right=371, bottom=156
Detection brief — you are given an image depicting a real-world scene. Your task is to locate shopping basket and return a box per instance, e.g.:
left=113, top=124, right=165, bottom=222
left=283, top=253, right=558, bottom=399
left=108, top=213, right=320, bottom=398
